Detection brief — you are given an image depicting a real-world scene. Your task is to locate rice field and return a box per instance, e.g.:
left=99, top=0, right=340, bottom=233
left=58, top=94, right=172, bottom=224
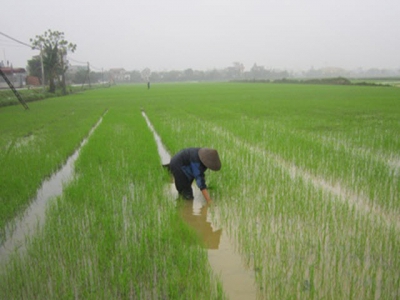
left=0, top=82, right=399, bottom=299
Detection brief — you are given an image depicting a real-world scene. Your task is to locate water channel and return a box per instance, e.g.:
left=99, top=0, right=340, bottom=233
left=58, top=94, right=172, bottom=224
left=142, top=111, right=257, bottom=300
left=0, top=114, right=105, bottom=265
left=1, top=111, right=258, bottom=299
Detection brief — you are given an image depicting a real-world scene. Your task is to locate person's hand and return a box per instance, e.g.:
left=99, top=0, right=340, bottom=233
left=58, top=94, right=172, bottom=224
left=201, top=188, right=213, bottom=204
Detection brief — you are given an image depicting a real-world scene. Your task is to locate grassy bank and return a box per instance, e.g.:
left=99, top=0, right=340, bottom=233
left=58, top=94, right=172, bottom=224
left=0, top=85, right=110, bottom=108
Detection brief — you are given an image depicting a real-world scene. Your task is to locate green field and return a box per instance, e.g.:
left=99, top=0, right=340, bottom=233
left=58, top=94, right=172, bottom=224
left=1, top=83, right=399, bottom=299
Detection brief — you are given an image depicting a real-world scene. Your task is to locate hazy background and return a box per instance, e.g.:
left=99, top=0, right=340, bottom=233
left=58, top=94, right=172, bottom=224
left=1, top=0, right=399, bottom=72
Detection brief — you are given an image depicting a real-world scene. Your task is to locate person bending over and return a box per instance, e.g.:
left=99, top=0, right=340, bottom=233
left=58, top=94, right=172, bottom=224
left=169, top=147, right=221, bottom=204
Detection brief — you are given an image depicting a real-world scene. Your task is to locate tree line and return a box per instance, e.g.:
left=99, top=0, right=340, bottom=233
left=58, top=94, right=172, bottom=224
left=25, top=29, right=399, bottom=90
left=64, top=64, right=399, bottom=85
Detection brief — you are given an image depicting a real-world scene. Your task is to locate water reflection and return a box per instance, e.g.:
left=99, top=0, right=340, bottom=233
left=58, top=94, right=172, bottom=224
left=0, top=114, right=105, bottom=264
left=179, top=200, right=222, bottom=249
left=178, top=198, right=257, bottom=300
left=142, top=112, right=257, bottom=299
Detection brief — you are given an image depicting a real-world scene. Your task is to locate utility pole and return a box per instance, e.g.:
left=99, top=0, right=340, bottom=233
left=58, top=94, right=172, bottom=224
left=0, top=31, right=45, bottom=91
left=0, top=68, right=29, bottom=110
left=87, top=62, right=91, bottom=87
left=81, top=62, right=91, bottom=89
left=39, top=46, right=45, bottom=92
left=60, top=48, right=67, bottom=95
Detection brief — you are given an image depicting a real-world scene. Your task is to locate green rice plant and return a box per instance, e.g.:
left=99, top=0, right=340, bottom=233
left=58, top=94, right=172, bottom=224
left=0, top=90, right=225, bottom=299
left=143, top=82, right=400, bottom=299
left=1, top=83, right=399, bottom=299
left=0, top=92, right=109, bottom=241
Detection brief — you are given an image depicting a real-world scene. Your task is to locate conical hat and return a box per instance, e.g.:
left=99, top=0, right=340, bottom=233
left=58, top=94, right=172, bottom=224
left=198, top=148, right=221, bottom=171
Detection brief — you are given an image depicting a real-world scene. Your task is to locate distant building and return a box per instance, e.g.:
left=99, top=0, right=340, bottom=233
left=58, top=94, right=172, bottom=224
left=109, top=68, right=131, bottom=82
left=0, top=67, right=27, bottom=89
left=26, top=76, right=41, bottom=86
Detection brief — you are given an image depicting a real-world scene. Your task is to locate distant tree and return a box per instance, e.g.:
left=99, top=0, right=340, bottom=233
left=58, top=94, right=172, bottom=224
left=90, top=71, right=103, bottom=84
left=130, top=70, right=142, bottom=82
left=164, top=70, right=183, bottom=82
left=70, top=69, right=103, bottom=85
left=184, top=68, right=194, bottom=80
left=27, top=56, right=42, bottom=81
left=141, top=68, right=151, bottom=82
left=223, top=62, right=245, bottom=80
left=30, top=30, right=76, bottom=93
left=250, top=63, right=267, bottom=79
left=71, top=68, right=88, bottom=84
left=233, top=62, right=245, bottom=77
left=205, top=69, right=221, bottom=81
left=187, top=68, right=205, bottom=81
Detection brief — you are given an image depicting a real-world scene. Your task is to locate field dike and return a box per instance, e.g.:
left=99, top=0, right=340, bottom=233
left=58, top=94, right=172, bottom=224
left=0, top=112, right=106, bottom=265
left=142, top=111, right=258, bottom=300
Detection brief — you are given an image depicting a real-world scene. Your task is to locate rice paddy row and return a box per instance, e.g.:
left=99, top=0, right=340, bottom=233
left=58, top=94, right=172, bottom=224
left=0, top=86, right=226, bottom=299
left=143, top=83, right=400, bottom=299
left=0, top=91, right=108, bottom=240
left=1, top=82, right=399, bottom=299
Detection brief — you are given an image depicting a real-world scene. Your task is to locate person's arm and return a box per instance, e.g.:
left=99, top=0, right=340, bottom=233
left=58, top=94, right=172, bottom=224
left=201, top=188, right=212, bottom=204
left=191, top=162, right=212, bottom=204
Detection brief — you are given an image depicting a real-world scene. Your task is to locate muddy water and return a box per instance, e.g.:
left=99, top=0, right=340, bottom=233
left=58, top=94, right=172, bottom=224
left=142, top=111, right=257, bottom=300
left=180, top=189, right=257, bottom=300
left=0, top=115, right=105, bottom=264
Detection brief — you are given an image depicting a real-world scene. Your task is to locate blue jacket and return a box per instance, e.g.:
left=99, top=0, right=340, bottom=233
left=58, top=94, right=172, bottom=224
left=170, top=148, right=208, bottom=190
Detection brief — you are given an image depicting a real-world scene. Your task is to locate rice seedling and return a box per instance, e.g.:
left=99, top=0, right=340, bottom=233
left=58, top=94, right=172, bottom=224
left=0, top=92, right=108, bottom=240
left=143, top=82, right=400, bottom=299
left=0, top=88, right=226, bottom=299
left=144, top=110, right=258, bottom=300
left=1, top=82, right=399, bottom=299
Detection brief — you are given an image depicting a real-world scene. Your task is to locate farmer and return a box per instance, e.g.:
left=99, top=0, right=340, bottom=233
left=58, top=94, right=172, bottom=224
left=168, top=147, right=221, bottom=204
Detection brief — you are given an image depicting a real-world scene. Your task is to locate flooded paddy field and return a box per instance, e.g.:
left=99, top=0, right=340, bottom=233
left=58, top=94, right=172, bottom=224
left=1, top=83, right=399, bottom=299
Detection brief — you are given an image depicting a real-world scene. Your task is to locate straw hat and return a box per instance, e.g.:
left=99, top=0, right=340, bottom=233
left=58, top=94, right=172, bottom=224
left=198, top=148, right=221, bottom=171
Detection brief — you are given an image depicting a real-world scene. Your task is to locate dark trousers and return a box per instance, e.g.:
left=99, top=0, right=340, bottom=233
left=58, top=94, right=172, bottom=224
left=170, top=167, right=194, bottom=200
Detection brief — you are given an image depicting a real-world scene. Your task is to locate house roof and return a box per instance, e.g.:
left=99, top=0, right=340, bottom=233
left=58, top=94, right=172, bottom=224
left=109, top=68, right=126, bottom=73
left=0, top=67, right=27, bottom=74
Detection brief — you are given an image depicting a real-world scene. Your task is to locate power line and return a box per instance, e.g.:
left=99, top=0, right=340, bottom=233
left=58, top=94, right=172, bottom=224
left=67, top=56, right=87, bottom=65
left=0, top=32, right=104, bottom=72
left=0, top=38, right=26, bottom=47
left=0, top=43, right=25, bottom=48
left=0, top=31, right=35, bottom=49
left=0, top=31, right=45, bottom=91
left=68, top=56, right=103, bottom=71
left=90, top=64, right=103, bottom=71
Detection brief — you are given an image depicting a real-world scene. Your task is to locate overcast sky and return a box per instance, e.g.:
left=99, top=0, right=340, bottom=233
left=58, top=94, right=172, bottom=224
left=1, top=0, right=399, bottom=72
